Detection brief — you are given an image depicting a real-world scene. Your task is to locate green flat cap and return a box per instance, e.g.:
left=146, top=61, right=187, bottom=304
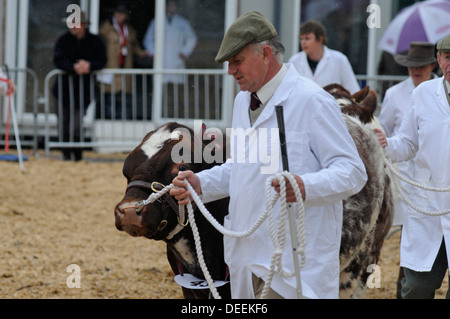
left=215, top=11, right=278, bottom=63
left=437, top=33, right=450, bottom=52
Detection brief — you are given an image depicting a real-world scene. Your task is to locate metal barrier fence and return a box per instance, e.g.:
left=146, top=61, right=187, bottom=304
left=41, top=69, right=407, bottom=157
left=43, top=68, right=230, bottom=156
left=0, top=67, right=39, bottom=153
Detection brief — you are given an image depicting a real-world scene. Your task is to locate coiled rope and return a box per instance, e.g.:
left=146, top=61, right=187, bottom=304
left=138, top=171, right=306, bottom=299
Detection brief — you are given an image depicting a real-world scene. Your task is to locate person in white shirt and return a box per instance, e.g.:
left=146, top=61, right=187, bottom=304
left=170, top=11, right=367, bottom=299
left=375, top=34, right=450, bottom=299
left=143, top=0, right=197, bottom=85
left=289, top=20, right=360, bottom=94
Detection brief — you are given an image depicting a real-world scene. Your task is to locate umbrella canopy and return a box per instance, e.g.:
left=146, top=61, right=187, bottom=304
left=378, top=0, right=450, bottom=54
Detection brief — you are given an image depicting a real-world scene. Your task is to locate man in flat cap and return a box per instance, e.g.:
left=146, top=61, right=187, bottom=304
left=171, top=11, right=367, bottom=299
left=376, top=34, right=450, bottom=299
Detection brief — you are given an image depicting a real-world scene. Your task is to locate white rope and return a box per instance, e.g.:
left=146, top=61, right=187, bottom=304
left=185, top=171, right=306, bottom=299
left=383, top=154, right=450, bottom=216
left=138, top=172, right=307, bottom=299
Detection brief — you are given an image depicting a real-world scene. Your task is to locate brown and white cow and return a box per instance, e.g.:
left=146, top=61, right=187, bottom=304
left=115, top=86, right=394, bottom=298
left=114, top=122, right=231, bottom=299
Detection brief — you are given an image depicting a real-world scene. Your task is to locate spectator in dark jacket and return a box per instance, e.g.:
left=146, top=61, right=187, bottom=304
left=53, top=11, right=107, bottom=161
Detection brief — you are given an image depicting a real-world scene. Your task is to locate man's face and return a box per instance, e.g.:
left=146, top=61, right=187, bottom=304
left=114, top=12, right=128, bottom=25
left=300, top=32, right=323, bottom=57
left=227, top=45, right=269, bottom=93
left=438, top=51, right=450, bottom=83
left=70, top=23, right=87, bottom=39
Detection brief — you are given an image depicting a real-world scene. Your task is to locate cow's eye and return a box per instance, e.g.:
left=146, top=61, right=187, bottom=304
left=178, top=165, right=188, bottom=172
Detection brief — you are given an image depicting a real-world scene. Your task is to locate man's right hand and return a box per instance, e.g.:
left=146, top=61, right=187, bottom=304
left=170, top=170, right=202, bottom=206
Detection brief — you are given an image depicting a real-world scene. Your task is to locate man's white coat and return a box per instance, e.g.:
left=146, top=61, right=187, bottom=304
left=289, top=46, right=360, bottom=94
left=387, top=77, right=450, bottom=272
left=198, top=65, right=367, bottom=299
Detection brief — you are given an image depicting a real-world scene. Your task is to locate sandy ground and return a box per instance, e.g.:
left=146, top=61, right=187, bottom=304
left=0, top=150, right=447, bottom=299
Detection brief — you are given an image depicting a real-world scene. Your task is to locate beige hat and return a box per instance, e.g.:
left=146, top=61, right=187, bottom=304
left=215, top=11, right=278, bottom=63
left=437, top=33, right=450, bottom=52
left=394, top=42, right=437, bottom=67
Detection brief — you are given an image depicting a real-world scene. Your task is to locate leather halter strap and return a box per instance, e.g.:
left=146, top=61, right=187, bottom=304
left=127, top=180, right=180, bottom=214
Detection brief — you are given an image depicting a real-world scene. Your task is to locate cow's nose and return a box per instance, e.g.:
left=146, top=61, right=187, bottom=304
left=116, top=204, right=142, bottom=226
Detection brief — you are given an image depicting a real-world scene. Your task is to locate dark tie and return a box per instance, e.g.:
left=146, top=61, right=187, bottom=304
left=250, top=92, right=261, bottom=111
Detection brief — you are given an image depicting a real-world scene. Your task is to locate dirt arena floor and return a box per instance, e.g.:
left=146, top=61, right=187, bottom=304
left=0, top=150, right=447, bottom=299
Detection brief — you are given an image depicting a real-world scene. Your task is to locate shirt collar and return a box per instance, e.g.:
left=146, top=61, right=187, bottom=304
left=256, top=64, right=288, bottom=106
left=445, top=78, right=450, bottom=95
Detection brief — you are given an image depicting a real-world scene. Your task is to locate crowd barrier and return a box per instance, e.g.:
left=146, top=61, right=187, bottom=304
left=1, top=67, right=407, bottom=157
left=0, top=67, right=39, bottom=153
left=43, top=68, right=230, bottom=156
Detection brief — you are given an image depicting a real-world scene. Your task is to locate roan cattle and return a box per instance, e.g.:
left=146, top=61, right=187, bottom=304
left=324, top=84, right=394, bottom=298
left=114, top=85, right=394, bottom=299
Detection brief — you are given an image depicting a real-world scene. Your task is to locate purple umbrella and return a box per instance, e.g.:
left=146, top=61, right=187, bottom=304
left=378, top=0, right=450, bottom=54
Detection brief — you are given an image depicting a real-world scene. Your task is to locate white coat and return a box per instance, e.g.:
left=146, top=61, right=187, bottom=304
left=143, top=14, right=197, bottom=84
left=379, top=75, right=437, bottom=226
left=197, top=65, right=367, bottom=299
left=387, top=77, right=450, bottom=272
left=289, top=46, right=360, bottom=95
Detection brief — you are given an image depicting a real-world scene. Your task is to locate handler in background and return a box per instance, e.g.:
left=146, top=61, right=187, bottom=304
left=375, top=34, right=450, bottom=299
left=171, top=11, right=367, bottom=299
left=288, top=20, right=360, bottom=94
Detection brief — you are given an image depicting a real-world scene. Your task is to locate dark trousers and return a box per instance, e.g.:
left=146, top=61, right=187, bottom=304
left=401, top=239, right=449, bottom=299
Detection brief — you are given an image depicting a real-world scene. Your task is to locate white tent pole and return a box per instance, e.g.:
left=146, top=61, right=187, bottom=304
left=10, top=95, right=24, bottom=172
left=367, top=0, right=379, bottom=90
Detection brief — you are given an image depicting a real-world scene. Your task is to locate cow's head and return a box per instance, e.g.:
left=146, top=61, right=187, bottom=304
left=324, top=84, right=378, bottom=124
left=114, top=122, right=225, bottom=241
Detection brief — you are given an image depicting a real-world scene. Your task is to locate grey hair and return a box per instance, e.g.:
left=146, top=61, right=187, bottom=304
left=250, top=36, right=285, bottom=63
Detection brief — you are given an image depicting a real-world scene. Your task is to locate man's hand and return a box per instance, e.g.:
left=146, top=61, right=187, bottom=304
left=271, top=174, right=306, bottom=202
left=170, top=170, right=202, bottom=206
left=374, top=128, right=388, bottom=148
left=74, top=60, right=91, bottom=75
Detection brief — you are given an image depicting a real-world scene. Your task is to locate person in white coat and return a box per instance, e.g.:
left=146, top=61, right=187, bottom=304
left=375, top=34, right=450, bottom=299
left=289, top=20, right=360, bottom=95
left=171, top=11, right=367, bottom=299
left=143, top=0, right=197, bottom=85
left=379, top=42, right=438, bottom=227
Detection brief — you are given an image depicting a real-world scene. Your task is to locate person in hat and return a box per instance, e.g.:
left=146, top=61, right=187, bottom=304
left=288, top=20, right=360, bottom=94
left=378, top=41, right=438, bottom=299
left=98, top=2, right=150, bottom=119
left=170, top=11, right=367, bottom=299
left=379, top=42, right=438, bottom=225
left=375, top=35, right=450, bottom=299
left=53, top=11, right=107, bottom=161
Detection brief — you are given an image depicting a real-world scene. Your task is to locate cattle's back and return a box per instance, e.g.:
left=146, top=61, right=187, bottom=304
left=339, top=114, right=394, bottom=298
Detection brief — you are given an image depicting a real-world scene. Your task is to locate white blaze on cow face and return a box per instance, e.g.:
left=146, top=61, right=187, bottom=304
left=141, top=125, right=178, bottom=159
